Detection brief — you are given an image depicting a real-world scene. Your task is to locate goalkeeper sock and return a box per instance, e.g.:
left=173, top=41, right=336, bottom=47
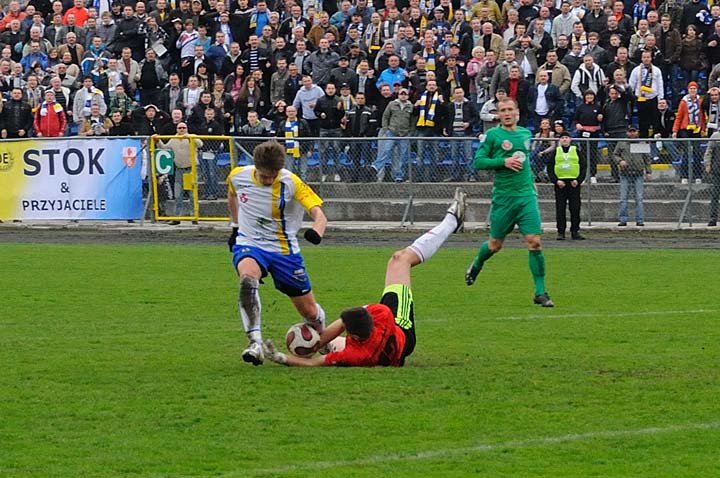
left=472, top=241, right=495, bottom=271
left=305, top=303, right=326, bottom=333
left=528, top=250, right=546, bottom=296
left=408, top=213, right=457, bottom=262
left=239, top=276, right=262, bottom=343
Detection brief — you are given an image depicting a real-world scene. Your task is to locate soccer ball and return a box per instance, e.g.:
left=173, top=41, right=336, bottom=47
left=285, top=323, right=320, bottom=357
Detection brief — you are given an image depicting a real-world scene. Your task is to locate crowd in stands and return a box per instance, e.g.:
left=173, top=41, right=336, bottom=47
left=1, top=0, right=720, bottom=182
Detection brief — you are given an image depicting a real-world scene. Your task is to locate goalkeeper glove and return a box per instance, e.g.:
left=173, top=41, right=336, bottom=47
left=227, top=227, right=239, bottom=252
left=303, top=228, right=322, bottom=245
left=263, top=340, right=288, bottom=365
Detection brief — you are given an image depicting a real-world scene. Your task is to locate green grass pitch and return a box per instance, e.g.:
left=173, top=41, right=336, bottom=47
left=1, top=242, right=719, bottom=477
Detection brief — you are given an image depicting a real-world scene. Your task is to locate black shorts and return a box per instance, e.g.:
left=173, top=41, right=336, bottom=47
left=380, top=284, right=416, bottom=360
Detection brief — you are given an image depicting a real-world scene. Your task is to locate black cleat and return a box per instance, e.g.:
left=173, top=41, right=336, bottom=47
left=465, top=261, right=480, bottom=286
left=533, top=292, right=555, bottom=307
left=556, top=233, right=565, bottom=240
left=617, top=222, right=627, bottom=227
left=571, top=233, right=585, bottom=240
left=447, top=187, right=467, bottom=232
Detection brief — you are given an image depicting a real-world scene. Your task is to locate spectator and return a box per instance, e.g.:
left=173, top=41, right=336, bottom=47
left=1, top=88, right=33, bottom=139
left=138, top=48, right=167, bottom=107
left=677, top=25, right=707, bottom=91
left=531, top=117, right=558, bottom=181
left=314, top=82, right=344, bottom=182
left=196, top=108, right=224, bottom=200
left=73, top=75, right=107, bottom=124
left=673, top=81, right=706, bottom=184
left=570, top=53, right=605, bottom=104
left=374, top=87, right=413, bottom=182
left=414, top=79, right=446, bottom=179
left=629, top=50, right=663, bottom=138
left=108, top=110, right=136, bottom=136
left=292, top=74, right=324, bottom=134
left=528, top=69, right=563, bottom=127
left=135, top=104, right=167, bottom=136
left=613, top=126, right=652, bottom=227
left=480, top=87, right=507, bottom=131
left=159, top=73, right=185, bottom=117
left=490, top=48, right=522, bottom=96
left=155, top=122, right=203, bottom=223
left=34, top=89, right=67, bottom=137
left=21, top=41, right=49, bottom=72
left=500, top=65, right=530, bottom=124
left=306, top=37, right=340, bottom=86
left=117, top=47, right=140, bottom=96
left=574, top=89, right=603, bottom=183
left=108, top=84, right=137, bottom=120
left=704, top=130, right=720, bottom=226
left=443, top=86, right=478, bottom=181
left=342, top=91, right=376, bottom=182
left=548, top=131, right=586, bottom=239
left=79, top=103, right=113, bottom=136
left=234, top=76, right=261, bottom=128
left=277, top=105, right=311, bottom=178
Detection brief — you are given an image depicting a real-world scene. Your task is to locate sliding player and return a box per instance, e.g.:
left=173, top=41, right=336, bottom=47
left=464, top=98, right=554, bottom=307
left=227, top=140, right=328, bottom=365
left=263, top=188, right=467, bottom=367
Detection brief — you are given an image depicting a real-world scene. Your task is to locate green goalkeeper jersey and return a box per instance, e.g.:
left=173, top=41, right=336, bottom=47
left=474, top=125, right=535, bottom=197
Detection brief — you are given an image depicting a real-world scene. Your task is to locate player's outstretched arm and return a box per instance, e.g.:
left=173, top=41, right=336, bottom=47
left=264, top=340, right=327, bottom=367
left=313, top=319, right=345, bottom=352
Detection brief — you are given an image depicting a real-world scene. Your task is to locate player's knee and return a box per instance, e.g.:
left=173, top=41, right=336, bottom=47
left=388, top=249, right=412, bottom=268
left=488, top=239, right=503, bottom=253
left=526, top=236, right=542, bottom=250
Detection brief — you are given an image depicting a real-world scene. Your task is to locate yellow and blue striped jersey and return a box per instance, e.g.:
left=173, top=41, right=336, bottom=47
left=227, top=166, right=323, bottom=255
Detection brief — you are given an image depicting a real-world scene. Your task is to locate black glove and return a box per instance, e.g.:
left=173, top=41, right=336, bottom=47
left=303, top=228, right=322, bottom=245
left=227, top=227, right=239, bottom=252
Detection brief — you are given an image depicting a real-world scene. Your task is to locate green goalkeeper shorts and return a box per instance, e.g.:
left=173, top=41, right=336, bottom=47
left=489, top=195, right=543, bottom=239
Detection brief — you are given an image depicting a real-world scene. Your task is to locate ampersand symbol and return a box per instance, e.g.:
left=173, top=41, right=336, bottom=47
left=60, top=182, right=70, bottom=193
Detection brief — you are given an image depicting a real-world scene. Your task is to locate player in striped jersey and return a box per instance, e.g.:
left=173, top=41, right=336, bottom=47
left=227, top=140, right=328, bottom=365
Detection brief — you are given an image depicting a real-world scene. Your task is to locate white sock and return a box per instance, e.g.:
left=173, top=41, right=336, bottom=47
left=408, top=213, right=457, bottom=263
left=239, top=276, right=262, bottom=343
left=305, top=303, right=326, bottom=333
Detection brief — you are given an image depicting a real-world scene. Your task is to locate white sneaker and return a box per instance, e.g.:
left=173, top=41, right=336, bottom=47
left=447, top=187, right=467, bottom=232
left=681, top=178, right=688, bottom=185
left=242, top=341, right=264, bottom=366
left=695, top=178, right=702, bottom=184
left=590, top=176, right=597, bottom=184
left=333, top=173, right=341, bottom=182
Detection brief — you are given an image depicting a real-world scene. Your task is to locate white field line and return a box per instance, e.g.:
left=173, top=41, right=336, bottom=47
left=248, top=421, right=720, bottom=476
left=423, top=308, right=720, bottom=323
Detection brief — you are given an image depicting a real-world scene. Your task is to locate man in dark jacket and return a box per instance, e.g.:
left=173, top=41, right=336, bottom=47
left=1, top=88, right=34, bottom=138
left=342, top=91, right=376, bottom=182
left=314, top=82, right=345, bottom=181
left=500, top=65, right=531, bottom=124
left=443, top=86, right=478, bottom=181
left=112, top=5, right=143, bottom=61
left=528, top=70, right=563, bottom=126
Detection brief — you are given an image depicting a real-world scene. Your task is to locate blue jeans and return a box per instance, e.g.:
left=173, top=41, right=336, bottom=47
left=449, top=136, right=473, bottom=180
left=374, top=129, right=409, bottom=181
left=285, top=153, right=308, bottom=180
left=619, top=174, right=645, bottom=223
left=319, top=128, right=342, bottom=175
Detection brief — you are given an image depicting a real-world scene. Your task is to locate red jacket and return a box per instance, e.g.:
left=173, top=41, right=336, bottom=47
left=673, top=95, right=706, bottom=134
left=34, top=102, right=67, bottom=137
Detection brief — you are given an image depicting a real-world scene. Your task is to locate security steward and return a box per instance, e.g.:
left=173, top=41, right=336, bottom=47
left=547, top=131, right=587, bottom=240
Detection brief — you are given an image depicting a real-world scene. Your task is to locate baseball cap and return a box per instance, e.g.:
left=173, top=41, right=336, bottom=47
left=340, top=82, right=350, bottom=89
left=627, top=125, right=638, bottom=131
left=434, top=6, right=444, bottom=12
left=554, top=119, right=564, bottom=126
left=399, top=87, right=409, bottom=94
left=688, top=81, right=699, bottom=89
left=144, top=104, right=159, bottom=111
left=339, top=55, right=348, bottom=61
left=559, top=131, right=571, bottom=138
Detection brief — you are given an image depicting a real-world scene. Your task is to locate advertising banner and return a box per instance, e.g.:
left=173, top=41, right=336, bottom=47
left=0, top=138, right=143, bottom=220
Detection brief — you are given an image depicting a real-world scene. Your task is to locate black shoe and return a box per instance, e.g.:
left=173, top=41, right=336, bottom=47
left=709, top=221, right=717, bottom=227
left=465, top=261, right=480, bottom=286
left=169, top=221, right=180, bottom=225
left=533, top=292, right=555, bottom=307
left=556, top=233, right=565, bottom=241
left=617, top=222, right=627, bottom=227
left=571, top=233, right=585, bottom=240
left=636, top=222, right=644, bottom=227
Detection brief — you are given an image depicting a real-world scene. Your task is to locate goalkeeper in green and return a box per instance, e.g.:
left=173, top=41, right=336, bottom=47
left=465, top=98, right=554, bottom=307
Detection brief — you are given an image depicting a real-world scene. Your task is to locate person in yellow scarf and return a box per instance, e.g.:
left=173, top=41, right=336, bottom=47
left=414, top=79, right=445, bottom=180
